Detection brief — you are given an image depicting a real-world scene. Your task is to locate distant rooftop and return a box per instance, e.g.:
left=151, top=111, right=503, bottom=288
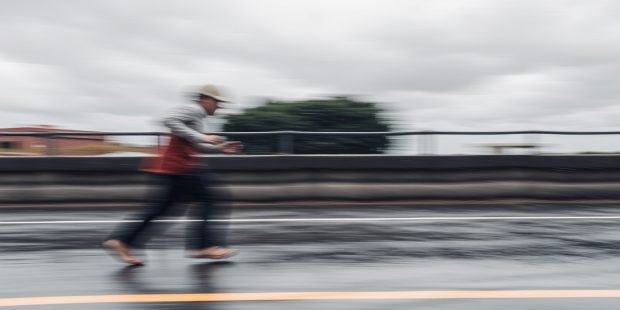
left=0, top=125, right=103, bottom=133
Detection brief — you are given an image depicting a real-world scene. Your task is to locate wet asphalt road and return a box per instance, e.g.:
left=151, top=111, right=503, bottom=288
left=3, top=205, right=620, bottom=309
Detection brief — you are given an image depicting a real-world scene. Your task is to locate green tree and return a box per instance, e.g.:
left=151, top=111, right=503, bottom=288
left=222, top=97, right=391, bottom=154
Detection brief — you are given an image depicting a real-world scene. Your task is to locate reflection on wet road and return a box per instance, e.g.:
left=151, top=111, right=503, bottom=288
left=2, top=205, right=620, bottom=309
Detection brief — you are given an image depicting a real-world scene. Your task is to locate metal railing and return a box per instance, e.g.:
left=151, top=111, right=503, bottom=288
left=2, top=130, right=620, bottom=155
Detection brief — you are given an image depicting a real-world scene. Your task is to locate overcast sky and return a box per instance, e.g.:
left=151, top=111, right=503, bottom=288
left=2, top=0, right=620, bottom=152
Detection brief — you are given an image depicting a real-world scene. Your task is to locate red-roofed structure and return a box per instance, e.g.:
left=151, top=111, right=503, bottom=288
left=0, top=125, right=109, bottom=152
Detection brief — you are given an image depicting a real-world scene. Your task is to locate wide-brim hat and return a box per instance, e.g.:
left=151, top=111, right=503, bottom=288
left=198, top=84, right=231, bottom=103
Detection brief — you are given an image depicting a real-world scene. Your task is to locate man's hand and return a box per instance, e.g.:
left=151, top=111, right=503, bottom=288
left=221, top=141, right=243, bottom=154
left=202, top=134, right=224, bottom=144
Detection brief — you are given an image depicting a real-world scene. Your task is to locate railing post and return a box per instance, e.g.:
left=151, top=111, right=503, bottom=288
left=428, top=133, right=436, bottom=155
left=418, top=132, right=436, bottom=155
left=46, top=135, right=58, bottom=156
left=523, top=133, right=541, bottom=154
left=417, top=134, right=425, bottom=155
left=278, top=133, right=294, bottom=154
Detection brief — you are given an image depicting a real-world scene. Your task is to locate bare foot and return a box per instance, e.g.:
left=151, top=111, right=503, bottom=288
left=102, top=240, right=144, bottom=265
left=190, top=246, right=238, bottom=259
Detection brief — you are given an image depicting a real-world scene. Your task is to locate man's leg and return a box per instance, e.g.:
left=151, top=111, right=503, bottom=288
left=185, top=171, right=237, bottom=259
left=104, top=174, right=182, bottom=264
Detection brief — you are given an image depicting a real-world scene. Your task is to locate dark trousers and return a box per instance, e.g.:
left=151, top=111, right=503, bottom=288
left=108, top=170, right=230, bottom=250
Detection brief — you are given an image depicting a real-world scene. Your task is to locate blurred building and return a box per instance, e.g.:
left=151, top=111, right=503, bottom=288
left=0, top=125, right=109, bottom=153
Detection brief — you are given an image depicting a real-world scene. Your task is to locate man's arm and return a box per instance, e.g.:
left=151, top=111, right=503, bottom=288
left=196, top=141, right=243, bottom=154
left=161, top=105, right=223, bottom=144
left=195, top=143, right=224, bottom=153
left=161, top=105, right=204, bottom=144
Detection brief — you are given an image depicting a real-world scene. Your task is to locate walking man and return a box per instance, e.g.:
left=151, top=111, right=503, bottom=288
left=103, top=84, right=242, bottom=265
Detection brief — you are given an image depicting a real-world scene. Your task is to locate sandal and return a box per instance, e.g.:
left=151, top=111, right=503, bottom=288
left=189, top=246, right=238, bottom=259
left=102, top=239, right=145, bottom=265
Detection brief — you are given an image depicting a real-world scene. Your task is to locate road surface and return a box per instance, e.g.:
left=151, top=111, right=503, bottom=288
left=2, top=204, right=620, bottom=309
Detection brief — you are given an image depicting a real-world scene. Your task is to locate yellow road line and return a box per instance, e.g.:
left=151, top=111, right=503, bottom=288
left=3, top=290, right=620, bottom=307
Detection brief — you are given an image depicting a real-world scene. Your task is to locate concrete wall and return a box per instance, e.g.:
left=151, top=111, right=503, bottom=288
left=1, top=155, right=620, bottom=207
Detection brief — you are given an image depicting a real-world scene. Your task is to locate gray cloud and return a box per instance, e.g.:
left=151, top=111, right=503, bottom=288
left=1, top=0, right=620, bottom=144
